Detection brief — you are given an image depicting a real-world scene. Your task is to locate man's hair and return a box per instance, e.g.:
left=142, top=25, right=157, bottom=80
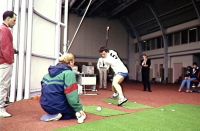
left=99, top=46, right=109, bottom=53
left=3, top=11, right=16, bottom=20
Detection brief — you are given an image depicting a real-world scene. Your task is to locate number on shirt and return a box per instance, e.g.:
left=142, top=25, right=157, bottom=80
left=110, top=53, right=118, bottom=59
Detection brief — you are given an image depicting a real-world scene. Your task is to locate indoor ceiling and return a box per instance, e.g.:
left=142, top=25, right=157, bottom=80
left=68, top=0, right=200, bottom=38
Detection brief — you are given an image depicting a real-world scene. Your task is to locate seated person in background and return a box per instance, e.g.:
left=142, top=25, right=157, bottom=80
left=178, top=62, right=199, bottom=92
left=192, top=67, right=200, bottom=88
left=40, top=53, right=86, bottom=123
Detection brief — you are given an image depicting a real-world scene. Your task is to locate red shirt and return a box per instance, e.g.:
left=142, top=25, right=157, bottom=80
left=0, top=24, right=14, bottom=64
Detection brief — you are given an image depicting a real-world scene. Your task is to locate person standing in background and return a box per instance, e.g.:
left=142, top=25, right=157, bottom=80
left=0, top=11, right=17, bottom=118
left=97, top=57, right=109, bottom=89
left=141, top=53, right=152, bottom=92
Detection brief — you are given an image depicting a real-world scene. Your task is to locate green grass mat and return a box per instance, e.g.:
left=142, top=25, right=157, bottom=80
left=105, top=98, right=152, bottom=109
left=56, top=104, right=200, bottom=131
left=84, top=105, right=128, bottom=116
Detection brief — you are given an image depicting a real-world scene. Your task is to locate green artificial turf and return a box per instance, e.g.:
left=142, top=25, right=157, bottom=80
left=84, top=105, right=128, bottom=116
left=56, top=104, right=200, bottom=131
left=105, top=98, right=152, bottom=109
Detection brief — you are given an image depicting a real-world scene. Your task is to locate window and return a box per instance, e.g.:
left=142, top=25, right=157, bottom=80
left=174, top=32, right=180, bottom=45
left=146, top=41, right=150, bottom=51
left=189, top=28, right=197, bottom=43
left=167, top=34, right=173, bottom=47
left=150, top=39, right=156, bottom=50
left=181, top=30, right=188, bottom=44
left=135, top=43, right=139, bottom=53
left=198, top=26, right=200, bottom=41
left=142, top=41, right=150, bottom=51
left=157, top=37, right=163, bottom=49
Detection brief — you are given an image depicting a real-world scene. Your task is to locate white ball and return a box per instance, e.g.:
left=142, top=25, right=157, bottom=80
left=96, top=106, right=102, bottom=111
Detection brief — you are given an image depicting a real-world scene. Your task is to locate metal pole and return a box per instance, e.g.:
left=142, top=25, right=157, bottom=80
left=9, top=0, right=19, bottom=102
left=16, top=0, right=27, bottom=101
left=24, top=0, right=33, bottom=99
left=9, top=0, right=20, bottom=102
left=55, top=0, right=62, bottom=64
left=63, top=0, right=69, bottom=53
left=67, top=0, right=93, bottom=52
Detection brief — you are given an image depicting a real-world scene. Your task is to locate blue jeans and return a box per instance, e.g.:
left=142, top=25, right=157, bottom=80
left=180, top=78, right=196, bottom=90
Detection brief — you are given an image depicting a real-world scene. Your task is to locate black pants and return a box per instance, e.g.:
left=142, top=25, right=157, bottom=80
left=142, top=71, right=151, bottom=91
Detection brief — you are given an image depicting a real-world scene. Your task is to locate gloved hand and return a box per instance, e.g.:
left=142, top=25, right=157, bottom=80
left=76, top=110, right=86, bottom=124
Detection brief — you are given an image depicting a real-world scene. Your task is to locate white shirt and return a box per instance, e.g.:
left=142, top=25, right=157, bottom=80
left=103, top=50, right=128, bottom=74
left=97, top=57, right=109, bottom=70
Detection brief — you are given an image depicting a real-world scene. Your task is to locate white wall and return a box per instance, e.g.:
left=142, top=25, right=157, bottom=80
left=30, top=0, right=59, bottom=93
left=32, top=14, right=56, bottom=57
left=67, top=14, right=128, bottom=63
left=0, top=0, right=12, bottom=23
left=30, top=56, right=54, bottom=92
left=170, top=55, right=193, bottom=83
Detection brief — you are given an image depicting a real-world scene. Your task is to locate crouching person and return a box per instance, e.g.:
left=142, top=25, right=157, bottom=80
left=40, top=53, right=86, bottom=124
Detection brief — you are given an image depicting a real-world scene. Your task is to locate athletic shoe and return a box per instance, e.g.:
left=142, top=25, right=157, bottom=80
left=118, top=98, right=128, bottom=106
left=112, top=93, right=119, bottom=99
left=40, top=113, right=62, bottom=122
left=192, top=84, right=196, bottom=88
left=0, top=108, right=12, bottom=118
left=76, top=112, right=86, bottom=124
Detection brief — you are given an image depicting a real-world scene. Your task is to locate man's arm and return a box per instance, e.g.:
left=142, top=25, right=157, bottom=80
left=64, top=71, right=83, bottom=112
left=0, top=29, right=14, bottom=64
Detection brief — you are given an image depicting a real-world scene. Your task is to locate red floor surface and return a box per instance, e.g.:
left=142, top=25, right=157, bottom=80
left=1, top=82, right=200, bottom=131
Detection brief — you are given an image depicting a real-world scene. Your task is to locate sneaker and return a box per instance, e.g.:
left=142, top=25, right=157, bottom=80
left=76, top=112, right=86, bottom=124
left=112, top=93, right=119, bottom=99
left=118, top=98, right=128, bottom=106
left=186, top=90, right=192, bottom=93
left=40, top=113, right=62, bottom=122
left=0, top=108, right=12, bottom=118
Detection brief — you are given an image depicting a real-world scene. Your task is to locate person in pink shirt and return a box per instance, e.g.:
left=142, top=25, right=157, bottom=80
left=0, top=11, right=17, bottom=118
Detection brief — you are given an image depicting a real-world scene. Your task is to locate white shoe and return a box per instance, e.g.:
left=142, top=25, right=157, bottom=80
left=118, top=98, right=128, bottom=106
left=40, top=113, right=62, bottom=122
left=76, top=112, right=86, bottom=124
left=198, top=83, right=200, bottom=87
left=0, top=108, right=12, bottom=118
left=112, top=93, right=119, bottom=99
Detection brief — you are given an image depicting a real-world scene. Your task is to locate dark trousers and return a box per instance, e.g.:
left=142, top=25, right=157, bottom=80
left=142, top=71, right=151, bottom=91
left=41, top=104, right=76, bottom=120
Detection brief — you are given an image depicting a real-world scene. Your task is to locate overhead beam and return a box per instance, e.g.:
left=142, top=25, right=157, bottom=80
left=69, top=0, right=77, bottom=9
left=191, top=0, right=200, bottom=22
left=87, top=0, right=107, bottom=16
left=135, top=2, right=192, bottom=28
left=75, top=0, right=87, bottom=10
left=110, top=0, right=137, bottom=17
